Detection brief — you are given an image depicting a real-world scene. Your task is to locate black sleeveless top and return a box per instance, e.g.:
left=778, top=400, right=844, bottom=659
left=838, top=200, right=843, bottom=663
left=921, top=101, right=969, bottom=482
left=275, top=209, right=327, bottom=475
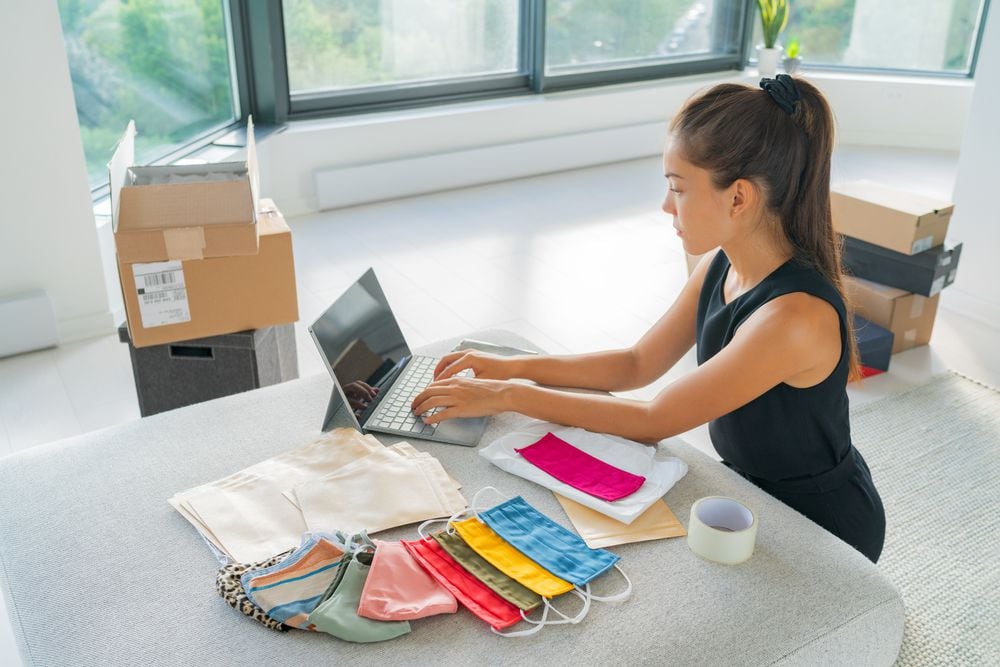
left=696, top=251, right=852, bottom=482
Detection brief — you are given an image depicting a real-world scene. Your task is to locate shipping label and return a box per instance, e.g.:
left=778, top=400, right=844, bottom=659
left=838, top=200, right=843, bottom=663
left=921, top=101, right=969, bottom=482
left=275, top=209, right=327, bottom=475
left=132, top=261, right=191, bottom=328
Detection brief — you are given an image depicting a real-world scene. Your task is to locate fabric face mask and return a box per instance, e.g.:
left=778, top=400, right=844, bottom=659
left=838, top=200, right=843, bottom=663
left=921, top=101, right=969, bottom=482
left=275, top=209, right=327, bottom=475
left=215, top=549, right=293, bottom=632
left=450, top=517, right=574, bottom=598
left=431, top=530, right=542, bottom=612
left=242, top=534, right=346, bottom=630
left=515, top=432, right=646, bottom=502
left=307, top=550, right=411, bottom=643
left=400, top=537, right=523, bottom=631
left=357, top=540, right=457, bottom=621
left=479, top=496, right=619, bottom=586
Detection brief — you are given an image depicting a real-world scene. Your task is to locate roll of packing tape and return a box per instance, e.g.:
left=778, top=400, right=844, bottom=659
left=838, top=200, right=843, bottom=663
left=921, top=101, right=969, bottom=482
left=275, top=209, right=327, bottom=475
left=687, top=496, right=757, bottom=564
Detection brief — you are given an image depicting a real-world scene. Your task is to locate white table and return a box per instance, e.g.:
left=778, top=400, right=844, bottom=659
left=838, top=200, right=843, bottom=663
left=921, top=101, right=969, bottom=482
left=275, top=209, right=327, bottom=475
left=0, top=331, right=903, bottom=666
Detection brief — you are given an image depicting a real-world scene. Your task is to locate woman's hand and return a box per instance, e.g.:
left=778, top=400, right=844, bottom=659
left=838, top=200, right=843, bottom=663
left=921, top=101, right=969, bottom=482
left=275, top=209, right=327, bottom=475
left=432, top=350, right=515, bottom=381
left=411, top=376, right=515, bottom=425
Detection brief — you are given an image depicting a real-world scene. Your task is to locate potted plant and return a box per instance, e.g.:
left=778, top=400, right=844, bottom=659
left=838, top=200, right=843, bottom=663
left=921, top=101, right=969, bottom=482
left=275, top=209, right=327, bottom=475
left=783, top=38, right=802, bottom=74
left=756, top=0, right=789, bottom=77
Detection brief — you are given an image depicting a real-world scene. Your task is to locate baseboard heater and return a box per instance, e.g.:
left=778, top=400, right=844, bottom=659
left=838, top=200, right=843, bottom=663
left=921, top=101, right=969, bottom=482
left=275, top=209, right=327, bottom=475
left=0, top=289, right=59, bottom=358
left=314, top=122, right=664, bottom=211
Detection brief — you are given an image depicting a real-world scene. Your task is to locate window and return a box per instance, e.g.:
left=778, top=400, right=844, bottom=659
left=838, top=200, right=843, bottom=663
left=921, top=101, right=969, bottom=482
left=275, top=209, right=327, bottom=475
left=283, top=0, right=521, bottom=94
left=750, top=0, right=988, bottom=75
left=57, top=0, right=991, bottom=180
left=275, top=0, right=749, bottom=115
left=545, top=0, right=741, bottom=74
left=58, top=0, right=238, bottom=190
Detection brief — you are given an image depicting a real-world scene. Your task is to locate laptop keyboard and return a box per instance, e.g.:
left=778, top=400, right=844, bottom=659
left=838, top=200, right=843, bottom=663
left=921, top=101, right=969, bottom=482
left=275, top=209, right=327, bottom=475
left=368, top=355, right=462, bottom=435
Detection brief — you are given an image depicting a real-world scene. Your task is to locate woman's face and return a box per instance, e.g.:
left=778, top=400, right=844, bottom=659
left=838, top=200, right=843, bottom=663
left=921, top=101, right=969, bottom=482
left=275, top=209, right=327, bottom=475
left=661, top=141, right=738, bottom=256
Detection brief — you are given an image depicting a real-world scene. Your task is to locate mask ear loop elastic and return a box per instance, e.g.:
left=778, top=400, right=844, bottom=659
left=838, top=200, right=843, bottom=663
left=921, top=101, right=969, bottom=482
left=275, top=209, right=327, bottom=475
left=417, top=485, right=512, bottom=538
left=579, top=565, right=632, bottom=603
left=469, top=486, right=510, bottom=519
left=493, top=589, right=593, bottom=638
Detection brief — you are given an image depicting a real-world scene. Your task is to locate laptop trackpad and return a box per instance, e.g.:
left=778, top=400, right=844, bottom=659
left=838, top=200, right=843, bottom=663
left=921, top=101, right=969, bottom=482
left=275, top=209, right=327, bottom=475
left=434, top=416, right=486, bottom=447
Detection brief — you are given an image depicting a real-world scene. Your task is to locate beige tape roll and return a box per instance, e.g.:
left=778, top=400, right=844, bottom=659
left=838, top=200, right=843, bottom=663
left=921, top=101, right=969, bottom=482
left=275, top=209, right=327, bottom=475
left=687, top=496, right=757, bottom=565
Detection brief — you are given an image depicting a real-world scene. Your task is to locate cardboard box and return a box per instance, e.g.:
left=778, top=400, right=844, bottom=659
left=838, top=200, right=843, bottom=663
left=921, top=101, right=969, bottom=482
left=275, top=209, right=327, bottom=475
left=118, top=200, right=298, bottom=348
left=831, top=180, right=953, bottom=255
left=845, top=276, right=939, bottom=353
left=843, top=237, right=961, bottom=297
left=109, top=119, right=260, bottom=263
left=853, top=314, right=893, bottom=372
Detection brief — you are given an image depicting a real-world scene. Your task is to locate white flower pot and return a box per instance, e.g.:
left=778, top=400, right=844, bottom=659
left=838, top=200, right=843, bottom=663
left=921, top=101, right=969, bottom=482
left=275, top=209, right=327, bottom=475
left=756, top=45, right=783, bottom=78
left=783, top=56, right=803, bottom=74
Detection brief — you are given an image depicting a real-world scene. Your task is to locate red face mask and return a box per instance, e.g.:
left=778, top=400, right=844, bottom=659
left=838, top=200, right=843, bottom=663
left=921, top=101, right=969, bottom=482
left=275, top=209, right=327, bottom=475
left=401, top=537, right=523, bottom=630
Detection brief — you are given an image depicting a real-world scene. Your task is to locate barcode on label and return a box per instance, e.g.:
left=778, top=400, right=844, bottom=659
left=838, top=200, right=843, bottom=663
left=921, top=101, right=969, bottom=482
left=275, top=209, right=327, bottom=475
left=131, top=260, right=191, bottom=328
left=143, top=271, right=177, bottom=288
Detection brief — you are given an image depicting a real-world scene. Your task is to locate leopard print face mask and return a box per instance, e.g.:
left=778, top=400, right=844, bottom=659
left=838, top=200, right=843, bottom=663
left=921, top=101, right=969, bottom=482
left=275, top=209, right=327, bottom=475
left=216, top=549, right=294, bottom=631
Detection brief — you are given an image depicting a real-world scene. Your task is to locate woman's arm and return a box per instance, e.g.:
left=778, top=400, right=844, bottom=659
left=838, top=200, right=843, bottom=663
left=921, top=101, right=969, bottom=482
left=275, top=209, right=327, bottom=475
left=435, top=250, right=720, bottom=393
left=414, top=290, right=841, bottom=443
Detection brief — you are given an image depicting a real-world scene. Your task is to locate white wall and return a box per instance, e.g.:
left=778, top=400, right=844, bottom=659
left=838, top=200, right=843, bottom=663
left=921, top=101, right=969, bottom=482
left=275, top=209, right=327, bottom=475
left=0, top=1, right=111, bottom=344
left=944, top=3, right=1000, bottom=329
left=259, top=71, right=973, bottom=217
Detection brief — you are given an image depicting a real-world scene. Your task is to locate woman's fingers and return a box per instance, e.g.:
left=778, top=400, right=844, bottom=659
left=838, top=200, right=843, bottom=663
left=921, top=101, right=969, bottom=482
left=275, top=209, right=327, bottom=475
left=433, top=352, right=465, bottom=378
left=436, top=357, right=473, bottom=380
left=423, top=406, right=459, bottom=425
left=411, top=379, right=456, bottom=413
left=412, top=395, right=455, bottom=418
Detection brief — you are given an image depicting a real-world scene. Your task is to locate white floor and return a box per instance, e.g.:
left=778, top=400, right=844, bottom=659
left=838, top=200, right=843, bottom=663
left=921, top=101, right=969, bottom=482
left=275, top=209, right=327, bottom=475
left=1, top=145, right=997, bottom=664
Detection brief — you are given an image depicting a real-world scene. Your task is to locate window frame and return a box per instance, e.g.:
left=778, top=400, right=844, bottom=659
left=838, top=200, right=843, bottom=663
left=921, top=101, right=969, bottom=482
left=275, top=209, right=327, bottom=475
left=77, top=0, right=993, bottom=199
left=238, top=0, right=754, bottom=123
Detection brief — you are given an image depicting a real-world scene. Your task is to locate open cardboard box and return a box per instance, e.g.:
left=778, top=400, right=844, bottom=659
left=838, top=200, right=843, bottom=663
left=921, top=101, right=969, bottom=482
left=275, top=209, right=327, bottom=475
left=116, top=199, right=298, bottom=348
left=109, top=118, right=260, bottom=263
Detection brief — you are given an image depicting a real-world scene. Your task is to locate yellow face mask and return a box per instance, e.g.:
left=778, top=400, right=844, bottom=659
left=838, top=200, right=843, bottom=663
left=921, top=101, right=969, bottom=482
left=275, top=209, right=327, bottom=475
left=450, top=517, right=574, bottom=598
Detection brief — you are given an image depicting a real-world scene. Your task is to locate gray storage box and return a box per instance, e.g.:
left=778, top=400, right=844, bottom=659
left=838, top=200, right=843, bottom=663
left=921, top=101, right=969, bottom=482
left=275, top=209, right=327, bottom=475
left=119, top=323, right=298, bottom=416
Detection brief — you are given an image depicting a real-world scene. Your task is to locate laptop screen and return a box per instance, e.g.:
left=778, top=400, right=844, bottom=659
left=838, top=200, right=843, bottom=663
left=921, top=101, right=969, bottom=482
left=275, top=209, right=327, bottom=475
left=309, top=268, right=412, bottom=424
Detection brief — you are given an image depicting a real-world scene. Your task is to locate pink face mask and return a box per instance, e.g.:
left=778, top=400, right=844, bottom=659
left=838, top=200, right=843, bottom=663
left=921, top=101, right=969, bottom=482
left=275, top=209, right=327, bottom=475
left=357, top=540, right=457, bottom=621
left=515, top=432, right=646, bottom=502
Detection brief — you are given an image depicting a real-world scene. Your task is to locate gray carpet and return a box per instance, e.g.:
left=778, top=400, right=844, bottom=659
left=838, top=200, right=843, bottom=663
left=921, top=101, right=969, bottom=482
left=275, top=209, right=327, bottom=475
left=851, top=372, right=1000, bottom=666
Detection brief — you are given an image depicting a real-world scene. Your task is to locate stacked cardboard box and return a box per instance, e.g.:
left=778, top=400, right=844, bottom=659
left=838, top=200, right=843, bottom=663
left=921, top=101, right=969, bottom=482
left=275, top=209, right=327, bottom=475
left=679, top=180, right=960, bottom=377
left=109, top=119, right=298, bottom=348
left=832, top=180, right=960, bottom=376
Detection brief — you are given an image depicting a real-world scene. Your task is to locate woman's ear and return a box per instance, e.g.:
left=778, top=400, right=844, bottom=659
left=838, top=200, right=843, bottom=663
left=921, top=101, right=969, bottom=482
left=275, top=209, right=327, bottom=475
left=729, top=178, right=760, bottom=220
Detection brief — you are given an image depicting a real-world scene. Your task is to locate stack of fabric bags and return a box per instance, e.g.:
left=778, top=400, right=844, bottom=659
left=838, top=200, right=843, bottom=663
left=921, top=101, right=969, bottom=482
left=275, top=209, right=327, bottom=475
left=169, top=429, right=467, bottom=563
left=214, top=492, right=630, bottom=641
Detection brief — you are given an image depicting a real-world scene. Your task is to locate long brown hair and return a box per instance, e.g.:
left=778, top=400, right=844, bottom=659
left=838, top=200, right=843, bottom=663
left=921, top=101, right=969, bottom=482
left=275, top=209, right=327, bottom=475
left=669, top=76, right=860, bottom=380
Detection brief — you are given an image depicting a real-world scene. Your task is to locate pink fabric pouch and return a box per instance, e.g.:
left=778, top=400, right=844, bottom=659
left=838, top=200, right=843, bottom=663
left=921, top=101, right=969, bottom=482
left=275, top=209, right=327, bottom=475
left=515, top=432, right=646, bottom=502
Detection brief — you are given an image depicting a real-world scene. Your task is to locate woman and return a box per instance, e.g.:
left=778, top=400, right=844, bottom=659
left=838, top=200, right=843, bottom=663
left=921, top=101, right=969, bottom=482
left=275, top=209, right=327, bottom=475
left=411, top=75, right=886, bottom=563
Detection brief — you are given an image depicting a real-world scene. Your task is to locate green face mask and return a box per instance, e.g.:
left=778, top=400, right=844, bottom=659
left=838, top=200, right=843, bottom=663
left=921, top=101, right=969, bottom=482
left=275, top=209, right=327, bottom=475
left=307, top=551, right=411, bottom=643
left=432, top=530, right=543, bottom=612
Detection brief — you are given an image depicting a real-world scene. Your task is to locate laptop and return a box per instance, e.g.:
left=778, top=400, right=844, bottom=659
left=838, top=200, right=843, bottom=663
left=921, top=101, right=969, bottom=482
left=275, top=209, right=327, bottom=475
left=308, top=268, right=488, bottom=446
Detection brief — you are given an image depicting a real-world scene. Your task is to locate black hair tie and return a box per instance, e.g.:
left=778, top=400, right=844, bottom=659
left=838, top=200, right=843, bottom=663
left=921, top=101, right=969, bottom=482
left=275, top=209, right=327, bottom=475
left=760, top=74, right=800, bottom=115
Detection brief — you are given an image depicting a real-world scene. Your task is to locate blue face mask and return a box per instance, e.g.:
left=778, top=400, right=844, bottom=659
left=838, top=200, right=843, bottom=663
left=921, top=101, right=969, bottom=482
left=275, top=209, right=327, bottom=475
left=479, top=496, right=619, bottom=586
